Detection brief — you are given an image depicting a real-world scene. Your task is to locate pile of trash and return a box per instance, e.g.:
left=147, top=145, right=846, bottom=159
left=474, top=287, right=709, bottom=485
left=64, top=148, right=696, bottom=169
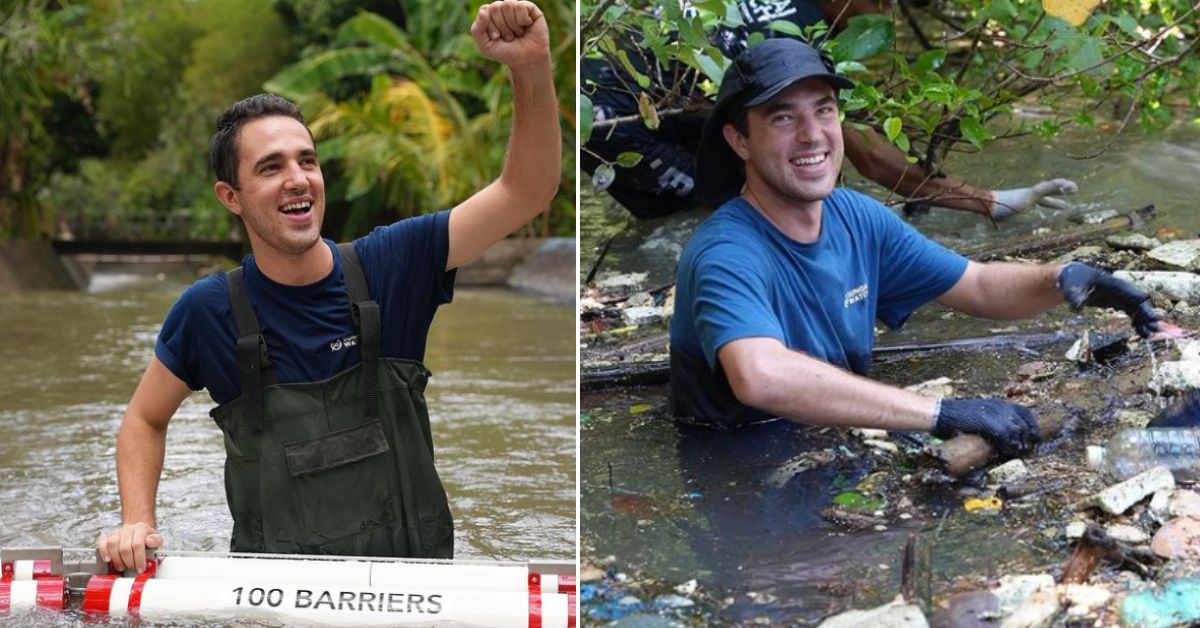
left=581, top=211, right=1200, bottom=625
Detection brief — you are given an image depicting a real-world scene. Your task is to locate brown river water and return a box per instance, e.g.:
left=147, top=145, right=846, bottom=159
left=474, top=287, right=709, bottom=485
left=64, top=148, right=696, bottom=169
left=0, top=266, right=575, bottom=625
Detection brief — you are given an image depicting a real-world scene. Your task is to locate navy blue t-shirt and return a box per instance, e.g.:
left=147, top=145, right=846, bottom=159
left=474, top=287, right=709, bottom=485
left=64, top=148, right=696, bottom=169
left=669, top=190, right=968, bottom=426
left=156, top=210, right=454, bottom=406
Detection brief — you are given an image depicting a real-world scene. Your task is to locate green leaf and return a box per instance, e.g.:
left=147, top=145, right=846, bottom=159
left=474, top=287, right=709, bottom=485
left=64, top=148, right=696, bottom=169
left=987, top=0, right=1018, bottom=21
left=336, top=13, right=408, bottom=49
left=833, top=491, right=886, bottom=512
left=835, top=60, right=869, bottom=75
left=264, top=48, right=391, bottom=100
left=960, top=117, right=991, bottom=147
left=883, top=117, right=902, bottom=141
left=593, top=163, right=616, bottom=193
left=1065, top=35, right=1105, bottom=74
left=766, top=19, right=804, bottom=37
left=616, top=152, right=643, bottom=168
left=914, top=50, right=946, bottom=75
left=832, top=14, right=894, bottom=61
left=894, top=132, right=910, bottom=153
left=581, top=94, right=594, bottom=144
left=693, top=50, right=727, bottom=85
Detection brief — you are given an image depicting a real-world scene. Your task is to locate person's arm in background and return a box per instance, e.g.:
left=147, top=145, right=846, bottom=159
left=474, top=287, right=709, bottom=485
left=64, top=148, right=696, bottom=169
left=843, top=124, right=1077, bottom=221
left=446, top=0, right=561, bottom=270
left=95, top=357, right=192, bottom=574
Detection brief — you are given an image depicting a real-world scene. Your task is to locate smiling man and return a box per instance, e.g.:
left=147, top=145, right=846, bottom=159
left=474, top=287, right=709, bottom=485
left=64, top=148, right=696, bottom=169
left=97, top=0, right=560, bottom=573
left=669, top=38, right=1162, bottom=452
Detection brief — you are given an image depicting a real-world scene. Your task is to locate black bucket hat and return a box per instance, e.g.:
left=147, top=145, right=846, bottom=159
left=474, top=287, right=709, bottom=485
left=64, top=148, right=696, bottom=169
left=695, top=38, right=855, bottom=206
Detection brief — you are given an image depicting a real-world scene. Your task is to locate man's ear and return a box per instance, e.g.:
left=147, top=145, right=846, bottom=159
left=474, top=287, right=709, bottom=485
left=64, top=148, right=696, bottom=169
left=214, top=181, right=242, bottom=216
left=723, top=122, right=750, bottom=161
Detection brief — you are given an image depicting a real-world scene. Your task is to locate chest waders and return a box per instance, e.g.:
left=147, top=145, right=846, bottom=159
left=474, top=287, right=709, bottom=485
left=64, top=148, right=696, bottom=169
left=209, top=243, right=453, bottom=558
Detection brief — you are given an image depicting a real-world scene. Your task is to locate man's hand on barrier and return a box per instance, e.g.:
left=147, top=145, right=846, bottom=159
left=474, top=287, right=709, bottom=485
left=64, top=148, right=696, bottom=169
left=1057, top=262, right=1163, bottom=338
left=934, top=398, right=1040, bottom=457
left=97, top=522, right=162, bottom=574
left=990, top=178, right=1078, bottom=220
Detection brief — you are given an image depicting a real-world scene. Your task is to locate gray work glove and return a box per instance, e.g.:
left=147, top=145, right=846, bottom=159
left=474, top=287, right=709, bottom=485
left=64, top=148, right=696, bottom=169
left=934, top=398, right=1040, bottom=457
left=1057, top=262, right=1163, bottom=338
left=990, top=178, right=1078, bottom=220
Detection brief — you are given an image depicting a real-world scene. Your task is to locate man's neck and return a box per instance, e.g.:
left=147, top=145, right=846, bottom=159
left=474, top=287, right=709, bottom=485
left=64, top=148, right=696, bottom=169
left=742, top=184, right=824, bottom=244
left=251, top=240, right=334, bottom=286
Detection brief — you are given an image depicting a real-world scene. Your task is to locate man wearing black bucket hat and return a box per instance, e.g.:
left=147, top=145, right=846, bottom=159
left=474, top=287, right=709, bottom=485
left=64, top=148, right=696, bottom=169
left=668, top=38, right=1164, bottom=455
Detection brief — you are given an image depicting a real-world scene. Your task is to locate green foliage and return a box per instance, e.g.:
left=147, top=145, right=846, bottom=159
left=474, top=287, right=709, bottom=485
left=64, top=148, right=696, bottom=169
left=0, top=1, right=102, bottom=237
left=267, top=0, right=576, bottom=238
left=581, top=0, right=1200, bottom=174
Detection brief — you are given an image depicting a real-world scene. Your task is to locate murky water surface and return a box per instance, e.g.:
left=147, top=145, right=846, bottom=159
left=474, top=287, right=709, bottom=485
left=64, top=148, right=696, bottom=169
left=0, top=265, right=575, bottom=626
left=581, top=125, right=1200, bottom=623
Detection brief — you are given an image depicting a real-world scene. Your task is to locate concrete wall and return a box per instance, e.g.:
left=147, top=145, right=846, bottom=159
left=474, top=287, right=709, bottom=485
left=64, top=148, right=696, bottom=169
left=0, top=241, right=84, bottom=291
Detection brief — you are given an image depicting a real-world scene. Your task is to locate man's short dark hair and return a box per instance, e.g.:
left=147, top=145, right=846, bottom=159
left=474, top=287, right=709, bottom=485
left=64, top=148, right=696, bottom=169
left=210, top=94, right=311, bottom=189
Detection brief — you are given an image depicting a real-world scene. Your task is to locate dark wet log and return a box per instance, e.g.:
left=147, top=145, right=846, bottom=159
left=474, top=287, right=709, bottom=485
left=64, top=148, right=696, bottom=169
left=581, top=331, right=1071, bottom=391
left=581, top=361, right=671, bottom=390
left=959, top=205, right=1155, bottom=262
left=924, top=411, right=1070, bottom=478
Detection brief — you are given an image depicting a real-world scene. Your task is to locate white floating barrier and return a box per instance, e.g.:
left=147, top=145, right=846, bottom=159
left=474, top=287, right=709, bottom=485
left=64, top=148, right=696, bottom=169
left=1, top=548, right=576, bottom=627
left=84, top=575, right=572, bottom=626
left=0, top=578, right=66, bottom=613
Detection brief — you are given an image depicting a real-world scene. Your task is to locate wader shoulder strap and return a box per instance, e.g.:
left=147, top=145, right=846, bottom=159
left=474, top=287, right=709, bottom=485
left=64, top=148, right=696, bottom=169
left=225, top=267, right=277, bottom=432
left=337, top=242, right=381, bottom=420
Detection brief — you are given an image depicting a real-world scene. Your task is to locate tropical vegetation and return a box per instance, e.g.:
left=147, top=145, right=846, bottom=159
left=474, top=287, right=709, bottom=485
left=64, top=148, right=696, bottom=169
left=580, top=0, right=1200, bottom=187
left=0, top=0, right=575, bottom=240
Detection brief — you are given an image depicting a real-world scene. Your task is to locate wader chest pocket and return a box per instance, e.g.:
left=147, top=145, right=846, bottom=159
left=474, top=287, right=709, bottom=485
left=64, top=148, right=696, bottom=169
left=284, top=420, right=391, bottom=476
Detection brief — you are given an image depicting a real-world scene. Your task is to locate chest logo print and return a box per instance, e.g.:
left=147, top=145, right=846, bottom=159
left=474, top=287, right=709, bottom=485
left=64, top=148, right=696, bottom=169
left=844, top=283, right=868, bottom=308
left=329, top=334, right=359, bottom=352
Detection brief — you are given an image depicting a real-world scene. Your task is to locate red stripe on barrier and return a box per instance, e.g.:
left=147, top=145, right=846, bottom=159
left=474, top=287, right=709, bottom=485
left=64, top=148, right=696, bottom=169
left=0, top=582, right=10, bottom=613
left=82, top=575, right=118, bottom=615
left=127, top=559, right=158, bottom=617
left=528, top=573, right=542, bottom=628
left=0, top=562, right=12, bottom=584
left=567, top=593, right=577, bottom=628
left=36, top=578, right=65, bottom=610
left=32, top=560, right=53, bottom=579
left=558, top=575, right=576, bottom=594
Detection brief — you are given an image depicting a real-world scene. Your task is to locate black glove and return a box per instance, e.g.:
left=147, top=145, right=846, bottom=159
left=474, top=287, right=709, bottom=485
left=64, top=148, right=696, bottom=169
left=934, top=398, right=1040, bottom=457
left=1057, top=262, right=1162, bottom=338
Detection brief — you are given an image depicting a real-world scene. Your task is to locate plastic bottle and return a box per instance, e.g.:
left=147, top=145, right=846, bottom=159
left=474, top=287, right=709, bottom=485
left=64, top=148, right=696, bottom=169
left=1086, top=429, right=1200, bottom=481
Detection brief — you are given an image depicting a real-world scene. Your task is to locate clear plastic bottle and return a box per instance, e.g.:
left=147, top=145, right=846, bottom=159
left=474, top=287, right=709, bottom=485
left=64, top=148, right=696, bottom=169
left=1087, top=429, right=1200, bottom=481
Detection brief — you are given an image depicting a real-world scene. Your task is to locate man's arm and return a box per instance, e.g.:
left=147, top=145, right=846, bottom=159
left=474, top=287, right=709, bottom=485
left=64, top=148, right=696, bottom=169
left=718, top=337, right=1039, bottom=454
left=96, top=357, right=191, bottom=574
left=719, top=337, right=938, bottom=431
left=843, top=125, right=993, bottom=215
left=446, top=0, right=560, bottom=271
left=935, top=261, right=1064, bottom=319
left=843, top=125, right=1076, bottom=220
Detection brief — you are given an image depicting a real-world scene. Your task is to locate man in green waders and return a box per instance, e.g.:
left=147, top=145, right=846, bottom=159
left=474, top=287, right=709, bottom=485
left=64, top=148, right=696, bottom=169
left=96, top=0, right=560, bottom=574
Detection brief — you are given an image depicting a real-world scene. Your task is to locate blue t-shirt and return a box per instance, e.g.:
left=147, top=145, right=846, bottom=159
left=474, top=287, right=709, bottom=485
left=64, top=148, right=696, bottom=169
left=156, top=210, right=455, bottom=406
left=669, top=190, right=968, bottom=426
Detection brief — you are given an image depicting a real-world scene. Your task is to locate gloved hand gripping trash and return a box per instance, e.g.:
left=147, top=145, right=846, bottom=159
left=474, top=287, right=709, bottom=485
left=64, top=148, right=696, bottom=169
left=1057, top=262, right=1163, bottom=338
left=990, top=178, right=1078, bottom=220
left=933, top=398, right=1040, bottom=457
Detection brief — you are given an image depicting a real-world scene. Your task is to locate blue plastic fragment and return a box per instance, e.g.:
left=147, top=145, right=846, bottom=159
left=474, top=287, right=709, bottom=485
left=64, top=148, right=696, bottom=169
left=588, top=596, right=645, bottom=621
left=1121, top=577, right=1200, bottom=628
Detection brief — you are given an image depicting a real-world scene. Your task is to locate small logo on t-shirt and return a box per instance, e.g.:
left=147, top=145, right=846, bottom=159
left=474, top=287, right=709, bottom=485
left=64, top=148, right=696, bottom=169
left=329, top=334, right=359, bottom=351
left=844, top=283, right=868, bottom=308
